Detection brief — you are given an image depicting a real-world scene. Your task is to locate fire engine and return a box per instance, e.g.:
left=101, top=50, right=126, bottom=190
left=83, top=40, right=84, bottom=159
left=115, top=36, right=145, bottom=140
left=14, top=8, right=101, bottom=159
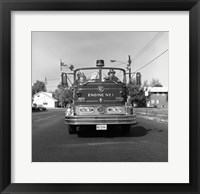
left=64, top=60, right=136, bottom=135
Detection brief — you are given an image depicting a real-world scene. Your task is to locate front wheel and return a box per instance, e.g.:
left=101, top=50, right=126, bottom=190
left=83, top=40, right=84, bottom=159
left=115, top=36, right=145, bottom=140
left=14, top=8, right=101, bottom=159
left=68, top=125, right=76, bottom=134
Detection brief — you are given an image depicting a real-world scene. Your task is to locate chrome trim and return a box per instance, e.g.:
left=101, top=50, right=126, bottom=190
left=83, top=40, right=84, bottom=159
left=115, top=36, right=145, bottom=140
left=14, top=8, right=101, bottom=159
left=78, top=87, right=125, bottom=91
left=75, top=105, right=126, bottom=115
left=104, top=100, right=117, bottom=102
left=65, top=114, right=136, bottom=125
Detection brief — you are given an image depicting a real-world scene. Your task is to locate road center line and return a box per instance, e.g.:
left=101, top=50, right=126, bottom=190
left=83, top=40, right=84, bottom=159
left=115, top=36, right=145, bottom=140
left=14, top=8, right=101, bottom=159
left=87, top=141, right=138, bottom=146
left=56, top=141, right=139, bottom=148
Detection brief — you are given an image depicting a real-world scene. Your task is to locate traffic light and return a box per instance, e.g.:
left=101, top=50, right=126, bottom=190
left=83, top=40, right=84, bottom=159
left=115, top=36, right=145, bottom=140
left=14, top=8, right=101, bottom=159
left=136, top=72, right=141, bottom=86
left=61, top=73, right=68, bottom=86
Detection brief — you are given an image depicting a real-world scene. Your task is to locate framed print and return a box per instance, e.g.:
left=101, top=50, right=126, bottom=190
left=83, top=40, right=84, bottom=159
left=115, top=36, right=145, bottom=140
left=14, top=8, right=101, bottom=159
left=0, top=0, right=199, bottom=193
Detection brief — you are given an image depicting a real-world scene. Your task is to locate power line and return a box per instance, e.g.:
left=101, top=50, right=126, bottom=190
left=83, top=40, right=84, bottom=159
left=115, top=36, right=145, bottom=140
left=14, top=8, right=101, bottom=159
left=132, top=32, right=165, bottom=63
left=133, top=49, right=168, bottom=74
left=110, top=32, right=165, bottom=69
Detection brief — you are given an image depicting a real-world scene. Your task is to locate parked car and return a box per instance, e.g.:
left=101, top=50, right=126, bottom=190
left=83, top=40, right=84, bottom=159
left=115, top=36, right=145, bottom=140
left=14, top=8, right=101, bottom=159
left=32, top=104, right=46, bottom=111
left=32, top=103, right=38, bottom=111
left=37, top=104, right=46, bottom=111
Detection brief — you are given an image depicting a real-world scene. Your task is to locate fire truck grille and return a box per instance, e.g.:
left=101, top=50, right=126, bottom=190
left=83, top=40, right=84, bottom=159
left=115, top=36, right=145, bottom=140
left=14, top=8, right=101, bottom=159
left=97, top=106, right=104, bottom=114
left=75, top=105, right=125, bottom=115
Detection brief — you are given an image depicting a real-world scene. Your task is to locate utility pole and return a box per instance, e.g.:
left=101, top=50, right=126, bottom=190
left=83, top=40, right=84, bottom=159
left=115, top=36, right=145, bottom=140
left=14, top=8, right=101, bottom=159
left=128, top=55, right=131, bottom=84
left=127, top=55, right=132, bottom=105
left=145, top=88, right=149, bottom=115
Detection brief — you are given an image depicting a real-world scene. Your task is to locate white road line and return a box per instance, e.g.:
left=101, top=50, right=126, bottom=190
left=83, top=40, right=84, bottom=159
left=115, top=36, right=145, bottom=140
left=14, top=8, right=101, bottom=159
left=87, top=142, right=137, bottom=146
left=56, top=141, right=139, bottom=148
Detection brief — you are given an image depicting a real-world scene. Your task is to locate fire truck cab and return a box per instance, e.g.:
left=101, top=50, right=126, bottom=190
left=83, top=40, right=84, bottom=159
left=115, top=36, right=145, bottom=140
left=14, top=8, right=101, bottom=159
left=65, top=60, right=136, bottom=135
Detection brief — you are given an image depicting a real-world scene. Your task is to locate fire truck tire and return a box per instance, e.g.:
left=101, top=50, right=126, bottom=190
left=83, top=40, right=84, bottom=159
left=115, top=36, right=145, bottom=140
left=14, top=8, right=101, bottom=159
left=77, top=132, right=82, bottom=137
left=68, top=125, right=76, bottom=134
left=123, top=124, right=131, bottom=134
left=76, top=126, right=83, bottom=137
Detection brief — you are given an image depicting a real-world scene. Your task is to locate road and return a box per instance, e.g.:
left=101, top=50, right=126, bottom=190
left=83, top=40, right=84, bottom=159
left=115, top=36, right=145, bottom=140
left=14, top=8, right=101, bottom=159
left=32, top=109, right=168, bottom=162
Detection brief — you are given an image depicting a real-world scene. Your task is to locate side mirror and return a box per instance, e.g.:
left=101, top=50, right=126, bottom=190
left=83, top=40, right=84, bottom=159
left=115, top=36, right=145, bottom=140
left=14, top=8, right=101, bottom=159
left=61, top=73, right=68, bottom=87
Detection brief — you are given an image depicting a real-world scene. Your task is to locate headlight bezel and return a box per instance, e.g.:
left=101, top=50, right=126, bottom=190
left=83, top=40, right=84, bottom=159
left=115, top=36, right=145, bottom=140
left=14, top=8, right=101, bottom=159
left=106, top=106, right=124, bottom=114
left=79, top=106, right=95, bottom=113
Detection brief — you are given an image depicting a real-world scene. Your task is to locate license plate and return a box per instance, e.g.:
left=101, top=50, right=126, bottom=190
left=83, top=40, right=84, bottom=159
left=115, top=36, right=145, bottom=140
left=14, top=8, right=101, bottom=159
left=96, top=125, right=107, bottom=130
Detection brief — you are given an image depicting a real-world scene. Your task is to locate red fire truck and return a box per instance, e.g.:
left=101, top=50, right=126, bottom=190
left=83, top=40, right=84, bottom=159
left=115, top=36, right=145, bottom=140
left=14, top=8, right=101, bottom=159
left=65, top=60, right=136, bottom=135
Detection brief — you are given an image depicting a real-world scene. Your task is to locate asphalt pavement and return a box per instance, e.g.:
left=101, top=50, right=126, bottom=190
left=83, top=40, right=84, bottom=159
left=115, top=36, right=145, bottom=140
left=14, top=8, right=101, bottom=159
left=32, top=109, right=168, bottom=162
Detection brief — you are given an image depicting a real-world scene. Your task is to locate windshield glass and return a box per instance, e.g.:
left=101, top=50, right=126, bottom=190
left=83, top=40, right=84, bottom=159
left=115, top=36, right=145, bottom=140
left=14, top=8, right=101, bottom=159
left=101, top=69, right=124, bottom=83
left=75, top=68, right=125, bottom=85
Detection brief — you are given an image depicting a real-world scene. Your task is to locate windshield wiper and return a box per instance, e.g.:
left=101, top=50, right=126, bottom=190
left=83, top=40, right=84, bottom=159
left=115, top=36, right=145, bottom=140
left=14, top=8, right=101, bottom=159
left=82, top=80, right=93, bottom=86
left=82, top=81, right=89, bottom=86
left=82, top=79, right=120, bottom=86
left=107, top=78, right=119, bottom=85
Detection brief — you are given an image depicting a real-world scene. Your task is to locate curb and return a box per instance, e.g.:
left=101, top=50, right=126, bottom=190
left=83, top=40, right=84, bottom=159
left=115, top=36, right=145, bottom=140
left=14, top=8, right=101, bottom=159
left=136, top=114, right=168, bottom=123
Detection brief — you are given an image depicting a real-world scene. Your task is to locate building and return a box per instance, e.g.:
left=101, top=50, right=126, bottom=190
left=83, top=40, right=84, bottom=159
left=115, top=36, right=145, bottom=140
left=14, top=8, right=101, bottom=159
left=33, top=91, right=58, bottom=108
left=145, top=87, right=168, bottom=108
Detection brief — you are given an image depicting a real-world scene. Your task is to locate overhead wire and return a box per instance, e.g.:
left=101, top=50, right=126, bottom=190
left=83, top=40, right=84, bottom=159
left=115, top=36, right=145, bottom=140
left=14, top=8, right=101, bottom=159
left=131, top=32, right=165, bottom=63
left=110, top=32, right=165, bottom=69
left=132, top=49, right=168, bottom=74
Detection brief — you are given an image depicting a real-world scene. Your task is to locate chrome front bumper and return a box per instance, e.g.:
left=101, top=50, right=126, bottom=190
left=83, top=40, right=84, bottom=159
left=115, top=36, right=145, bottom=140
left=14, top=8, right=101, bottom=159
left=65, top=114, right=136, bottom=125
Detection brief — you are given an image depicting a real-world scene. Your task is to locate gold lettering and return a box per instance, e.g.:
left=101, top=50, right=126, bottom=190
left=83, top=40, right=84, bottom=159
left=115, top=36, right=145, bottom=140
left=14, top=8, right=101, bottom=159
left=87, top=93, right=114, bottom=97
left=88, top=93, right=104, bottom=97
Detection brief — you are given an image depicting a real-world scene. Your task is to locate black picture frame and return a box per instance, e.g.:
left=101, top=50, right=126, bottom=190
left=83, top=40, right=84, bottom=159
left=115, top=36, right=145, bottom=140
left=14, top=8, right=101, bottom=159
left=0, top=0, right=199, bottom=193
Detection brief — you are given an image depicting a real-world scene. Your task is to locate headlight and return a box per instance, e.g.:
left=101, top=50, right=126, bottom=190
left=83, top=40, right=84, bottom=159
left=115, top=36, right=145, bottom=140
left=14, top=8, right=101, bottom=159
left=79, top=107, right=94, bottom=113
left=107, top=106, right=122, bottom=113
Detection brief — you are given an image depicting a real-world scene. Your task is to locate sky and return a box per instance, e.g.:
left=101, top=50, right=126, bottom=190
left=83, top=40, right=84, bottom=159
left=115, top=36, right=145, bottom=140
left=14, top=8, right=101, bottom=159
left=32, top=31, right=168, bottom=91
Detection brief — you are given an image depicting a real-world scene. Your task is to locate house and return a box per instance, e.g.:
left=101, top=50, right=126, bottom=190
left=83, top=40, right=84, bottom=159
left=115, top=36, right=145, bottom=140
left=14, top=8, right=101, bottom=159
left=144, top=87, right=168, bottom=108
left=33, top=91, right=58, bottom=108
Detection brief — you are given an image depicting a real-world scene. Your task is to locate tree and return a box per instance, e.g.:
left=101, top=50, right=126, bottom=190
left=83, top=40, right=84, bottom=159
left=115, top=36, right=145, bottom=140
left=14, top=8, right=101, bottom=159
left=150, top=78, right=163, bottom=87
left=127, top=78, right=149, bottom=107
left=32, top=80, right=46, bottom=96
left=132, top=89, right=150, bottom=107
left=143, top=80, right=149, bottom=87
left=54, top=84, right=73, bottom=107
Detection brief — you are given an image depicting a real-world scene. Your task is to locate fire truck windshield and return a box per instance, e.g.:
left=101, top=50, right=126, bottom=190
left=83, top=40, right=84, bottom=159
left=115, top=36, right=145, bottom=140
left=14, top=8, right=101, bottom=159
left=75, top=68, right=126, bottom=85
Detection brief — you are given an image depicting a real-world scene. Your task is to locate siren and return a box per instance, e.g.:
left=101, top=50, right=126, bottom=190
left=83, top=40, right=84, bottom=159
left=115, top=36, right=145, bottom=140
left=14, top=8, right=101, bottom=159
left=96, top=60, right=104, bottom=67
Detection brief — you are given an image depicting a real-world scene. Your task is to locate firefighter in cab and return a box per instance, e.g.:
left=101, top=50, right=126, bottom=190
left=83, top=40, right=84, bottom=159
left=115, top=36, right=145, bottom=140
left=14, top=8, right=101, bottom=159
left=107, top=69, right=120, bottom=82
left=75, top=71, right=86, bottom=85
